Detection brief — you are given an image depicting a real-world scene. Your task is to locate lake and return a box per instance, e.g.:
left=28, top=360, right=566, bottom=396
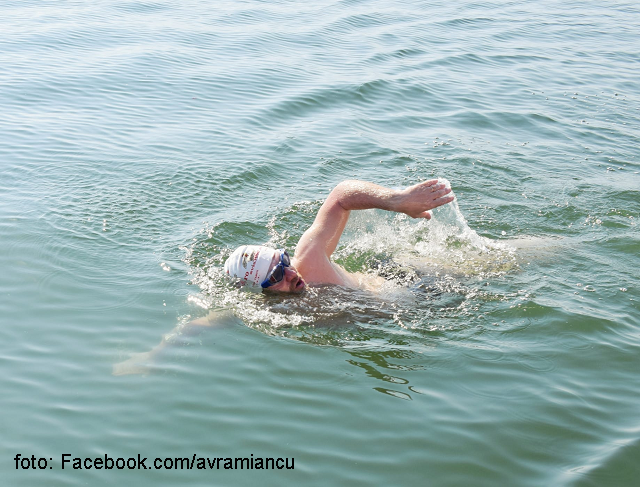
left=1, top=0, right=639, bottom=485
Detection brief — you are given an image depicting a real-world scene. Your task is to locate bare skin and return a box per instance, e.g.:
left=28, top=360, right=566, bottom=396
left=113, top=178, right=454, bottom=375
left=268, top=179, right=454, bottom=292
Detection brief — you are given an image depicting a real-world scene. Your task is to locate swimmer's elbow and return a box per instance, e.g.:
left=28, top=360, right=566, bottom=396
left=329, top=180, right=357, bottom=210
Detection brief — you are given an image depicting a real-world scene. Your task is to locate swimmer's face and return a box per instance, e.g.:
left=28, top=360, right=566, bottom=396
left=263, top=252, right=306, bottom=294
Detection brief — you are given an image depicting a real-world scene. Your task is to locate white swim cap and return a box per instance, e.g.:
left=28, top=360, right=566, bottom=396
left=224, top=245, right=279, bottom=287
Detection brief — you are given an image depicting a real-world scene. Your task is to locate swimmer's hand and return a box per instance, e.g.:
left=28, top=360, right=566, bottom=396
left=392, top=179, right=455, bottom=219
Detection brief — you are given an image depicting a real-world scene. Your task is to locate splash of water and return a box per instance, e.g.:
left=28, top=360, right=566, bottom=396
left=336, top=180, right=516, bottom=280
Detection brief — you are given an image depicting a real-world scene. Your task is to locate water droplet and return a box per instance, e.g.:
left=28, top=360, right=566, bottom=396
left=620, top=288, right=627, bottom=292
left=583, top=285, right=595, bottom=292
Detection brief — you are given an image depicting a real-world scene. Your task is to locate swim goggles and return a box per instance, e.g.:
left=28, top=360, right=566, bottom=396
left=260, top=249, right=291, bottom=288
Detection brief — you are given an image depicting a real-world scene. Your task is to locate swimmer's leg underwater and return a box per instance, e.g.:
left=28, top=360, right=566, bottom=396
left=112, top=309, right=239, bottom=376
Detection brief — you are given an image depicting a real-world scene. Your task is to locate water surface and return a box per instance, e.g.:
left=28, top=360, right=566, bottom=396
left=1, top=0, right=639, bottom=485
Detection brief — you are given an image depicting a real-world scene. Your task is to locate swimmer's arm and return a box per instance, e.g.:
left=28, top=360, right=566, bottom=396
left=297, top=179, right=454, bottom=259
left=112, top=310, right=235, bottom=376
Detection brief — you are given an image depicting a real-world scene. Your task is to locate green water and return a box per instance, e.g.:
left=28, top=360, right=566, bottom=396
left=1, top=0, right=639, bottom=485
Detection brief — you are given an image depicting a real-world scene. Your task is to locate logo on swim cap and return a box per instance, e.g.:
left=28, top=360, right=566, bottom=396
left=224, top=245, right=279, bottom=286
left=241, top=250, right=256, bottom=270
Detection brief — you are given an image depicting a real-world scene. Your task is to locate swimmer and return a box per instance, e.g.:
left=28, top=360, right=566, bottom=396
left=113, top=178, right=454, bottom=375
left=224, top=179, right=454, bottom=293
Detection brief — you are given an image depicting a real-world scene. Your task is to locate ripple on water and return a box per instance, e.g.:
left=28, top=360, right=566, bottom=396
left=571, top=435, right=640, bottom=487
left=2, top=1, right=640, bottom=486
left=113, top=1, right=172, bottom=14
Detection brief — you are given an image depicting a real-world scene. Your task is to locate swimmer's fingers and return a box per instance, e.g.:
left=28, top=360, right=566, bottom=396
left=415, top=179, right=439, bottom=189
left=403, top=190, right=454, bottom=218
left=430, top=186, right=453, bottom=199
left=396, top=180, right=455, bottom=218
left=413, top=181, right=451, bottom=198
left=433, top=192, right=455, bottom=206
left=417, top=185, right=454, bottom=208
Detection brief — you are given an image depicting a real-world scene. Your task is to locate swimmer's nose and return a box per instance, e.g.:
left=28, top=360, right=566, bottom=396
left=284, top=266, right=298, bottom=281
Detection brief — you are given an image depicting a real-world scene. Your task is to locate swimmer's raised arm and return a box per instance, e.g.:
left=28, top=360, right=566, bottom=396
left=294, top=179, right=454, bottom=275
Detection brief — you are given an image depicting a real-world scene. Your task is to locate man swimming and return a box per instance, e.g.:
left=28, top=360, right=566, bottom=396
left=113, top=178, right=454, bottom=375
left=223, top=179, right=455, bottom=293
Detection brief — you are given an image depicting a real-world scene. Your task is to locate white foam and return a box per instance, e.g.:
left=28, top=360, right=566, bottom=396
left=337, top=189, right=515, bottom=278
